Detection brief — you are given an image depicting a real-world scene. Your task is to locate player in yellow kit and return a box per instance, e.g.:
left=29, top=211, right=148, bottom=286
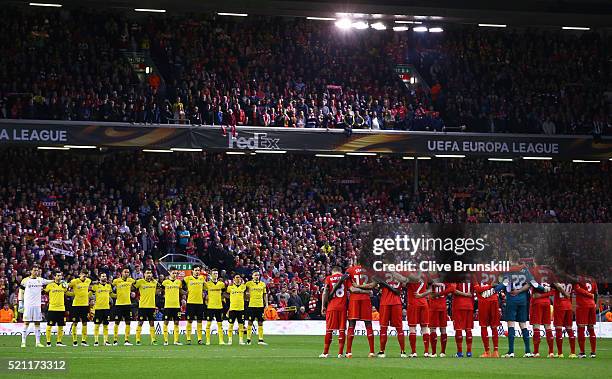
left=183, top=265, right=206, bottom=344
left=162, top=269, right=183, bottom=346
left=44, top=271, right=69, bottom=347
left=226, top=274, right=247, bottom=345
left=92, top=272, right=114, bottom=346
left=205, top=269, right=226, bottom=345
left=245, top=271, right=268, bottom=345
left=69, top=269, right=92, bottom=346
left=134, top=269, right=159, bottom=345
left=112, top=268, right=135, bottom=345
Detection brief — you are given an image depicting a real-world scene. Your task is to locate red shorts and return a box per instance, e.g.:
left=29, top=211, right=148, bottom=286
left=407, top=304, right=429, bottom=326
left=348, top=298, right=372, bottom=320
left=554, top=308, right=573, bottom=327
left=379, top=304, right=403, bottom=328
left=575, top=306, right=596, bottom=325
left=326, top=309, right=347, bottom=330
left=452, top=309, right=474, bottom=330
left=428, top=309, right=447, bottom=328
left=529, top=302, right=551, bottom=326
left=478, top=300, right=501, bottom=327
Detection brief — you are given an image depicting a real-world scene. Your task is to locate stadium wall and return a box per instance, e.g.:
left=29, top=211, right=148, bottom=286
left=3, top=321, right=612, bottom=338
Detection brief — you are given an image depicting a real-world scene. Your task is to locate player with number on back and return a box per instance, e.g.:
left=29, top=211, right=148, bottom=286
left=473, top=271, right=501, bottom=358
left=452, top=280, right=474, bottom=358
left=429, top=279, right=454, bottom=358
left=319, top=266, right=349, bottom=358
left=575, top=274, right=597, bottom=358
left=553, top=276, right=576, bottom=358
left=529, top=265, right=556, bottom=358
left=375, top=273, right=407, bottom=358
left=344, top=263, right=375, bottom=358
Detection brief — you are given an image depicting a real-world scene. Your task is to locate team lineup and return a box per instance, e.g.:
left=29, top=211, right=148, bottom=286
left=320, top=258, right=599, bottom=360
left=18, top=265, right=268, bottom=347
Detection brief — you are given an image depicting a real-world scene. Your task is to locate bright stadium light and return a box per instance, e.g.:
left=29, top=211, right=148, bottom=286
left=306, top=17, right=336, bottom=21
left=429, top=27, right=444, bottom=33
left=351, top=21, right=369, bottom=30
left=393, top=26, right=409, bottom=32
left=414, top=15, right=428, bottom=20
left=254, top=150, right=286, bottom=154
left=346, top=152, right=377, bottom=156
left=402, top=156, right=415, bottom=160
left=29, top=2, right=62, bottom=7
left=226, top=151, right=246, bottom=155
left=335, top=18, right=352, bottom=29
left=488, top=158, right=513, bottom=162
left=370, top=22, right=386, bottom=30
left=395, top=20, right=423, bottom=24
left=417, top=156, right=432, bottom=160
left=562, top=26, right=590, bottom=30
left=413, top=26, right=428, bottom=32
left=217, top=12, right=248, bottom=17
left=315, top=154, right=344, bottom=158
left=523, top=156, right=552, bottom=160
left=371, top=14, right=383, bottom=19
left=170, top=148, right=203, bottom=152
left=64, top=145, right=97, bottom=149
left=134, top=8, right=166, bottom=13
left=435, top=154, right=465, bottom=158
left=37, top=146, right=69, bottom=150
left=572, top=159, right=600, bottom=163
left=142, top=149, right=173, bottom=153
left=479, top=23, right=507, bottom=28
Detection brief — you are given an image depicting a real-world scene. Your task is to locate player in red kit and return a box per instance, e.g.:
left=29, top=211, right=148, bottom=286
left=552, top=279, right=575, bottom=358
left=374, top=274, right=406, bottom=358
left=345, top=264, right=375, bottom=358
left=406, top=276, right=431, bottom=357
left=473, top=271, right=502, bottom=358
left=429, top=281, right=454, bottom=357
left=529, top=265, right=556, bottom=358
left=452, top=282, right=474, bottom=358
left=575, top=275, right=597, bottom=358
left=320, top=266, right=349, bottom=358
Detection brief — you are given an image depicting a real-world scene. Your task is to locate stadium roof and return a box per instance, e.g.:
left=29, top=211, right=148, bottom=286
left=14, top=0, right=612, bottom=28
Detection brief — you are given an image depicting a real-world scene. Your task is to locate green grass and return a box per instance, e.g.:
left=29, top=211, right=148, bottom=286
left=1, top=335, right=610, bottom=379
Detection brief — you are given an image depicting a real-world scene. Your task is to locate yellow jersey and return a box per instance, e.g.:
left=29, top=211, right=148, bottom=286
left=245, top=280, right=267, bottom=308
left=91, top=283, right=113, bottom=310
left=69, top=277, right=92, bottom=307
left=45, top=282, right=68, bottom=311
left=227, top=284, right=247, bottom=311
left=183, top=275, right=205, bottom=304
left=162, top=279, right=182, bottom=309
left=112, top=277, right=135, bottom=306
left=134, top=279, right=158, bottom=309
left=205, top=280, right=226, bottom=309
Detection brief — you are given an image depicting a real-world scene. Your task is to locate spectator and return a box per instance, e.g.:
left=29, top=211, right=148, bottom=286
left=0, top=303, right=14, bottom=322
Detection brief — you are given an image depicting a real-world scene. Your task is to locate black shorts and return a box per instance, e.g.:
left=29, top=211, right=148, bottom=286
left=47, top=310, right=66, bottom=327
left=138, top=308, right=155, bottom=322
left=70, top=306, right=89, bottom=323
left=185, top=304, right=204, bottom=321
left=94, top=309, right=111, bottom=325
left=163, top=308, right=181, bottom=321
left=113, top=305, right=132, bottom=322
left=247, top=307, right=264, bottom=323
left=228, top=310, right=245, bottom=324
left=206, top=308, right=224, bottom=322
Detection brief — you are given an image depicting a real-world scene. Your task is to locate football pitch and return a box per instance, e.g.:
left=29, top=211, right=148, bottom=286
left=1, top=336, right=610, bottom=379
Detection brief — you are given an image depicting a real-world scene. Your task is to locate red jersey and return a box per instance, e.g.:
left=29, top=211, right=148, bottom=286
left=472, top=271, right=501, bottom=303
left=324, top=273, right=349, bottom=311
left=407, top=280, right=428, bottom=307
left=346, top=265, right=370, bottom=301
left=429, top=283, right=455, bottom=310
left=575, top=277, right=597, bottom=308
left=553, top=283, right=573, bottom=311
left=452, top=282, right=474, bottom=310
left=379, top=274, right=402, bottom=306
left=529, top=266, right=556, bottom=305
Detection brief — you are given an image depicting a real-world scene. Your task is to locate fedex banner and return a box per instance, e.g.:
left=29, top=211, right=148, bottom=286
left=2, top=321, right=612, bottom=338
left=0, top=120, right=611, bottom=160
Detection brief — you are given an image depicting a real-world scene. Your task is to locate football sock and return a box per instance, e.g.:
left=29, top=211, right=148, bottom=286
left=257, top=324, right=264, bottom=341
left=163, top=323, right=169, bottom=343
left=545, top=329, right=554, bottom=354
left=397, top=329, right=406, bottom=352
left=508, top=327, right=515, bottom=354
left=238, top=324, right=244, bottom=342
left=136, top=324, right=142, bottom=343
left=247, top=323, right=253, bottom=341
left=196, top=322, right=203, bottom=342
left=338, top=329, right=346, bottom=355
left=323, top=330, right=332, bottom=354
left=409, top=332, right=417, bottom=354
left=186, top=321, right=192, bottom=341
left=481, top=327, right=489, bottom=351
left=346, top=326, right=355, bottom=354
left=430, top=331, right=438, bottom=354
left=217, top=322, right=224, bottom=343
left=46, top=325, right=52, bottom=344
left=57, top=327, right=63, bottom=343
left=380, top=326, right=388, bottom=352
left=441, top=333, right=448, bottom=354
left=206, top=321, right=212, bottom=344
left=149, top=326, right=156, bottom=342
left=366, top=326, right=374, bottom=353
left=521, top=328, right=530, bottom=353
left=103, top=325, right=109, bottom=343
left=423, top=333, right=430, bottom=354
left=124, top=324, right=130, bottom=342
left=113, top=324, right=119, bottom=341
left=533, top=328, right=541, bottom=354
left=555, top=328, right=563, bottom=354
left=577, top=326, right=585, bottom=354
left=22, top=324, right=28, bottom=344
left=492, top=328, right=499, bottom=351
left=34, top=325, right=40, bottom=345
left=95, top=324, right=100, bottom=343
left=466, top=330, right=472, bottom=353
left=72, top=323, right=78, bottom=343
left=455, top=330, right=463, bottom=353
left=587, top=326, right=596, bottom=354
left=174, top=323, right=180, bottom=343
left=82, top=324, right=87, bottom=342
left=568, top=328, right=576, bottom=354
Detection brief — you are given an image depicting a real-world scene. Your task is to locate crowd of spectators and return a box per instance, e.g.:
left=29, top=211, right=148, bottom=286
left=0, top=6, right=609, bottom=135
left=0, top=149, right=610, bottom=320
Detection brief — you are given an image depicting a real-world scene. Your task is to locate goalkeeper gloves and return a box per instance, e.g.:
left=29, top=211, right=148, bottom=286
left=18, top=300, right=24, bottom=314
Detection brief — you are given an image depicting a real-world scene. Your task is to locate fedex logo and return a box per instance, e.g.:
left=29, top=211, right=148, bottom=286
left=228, top=133, right=280, bottom=150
